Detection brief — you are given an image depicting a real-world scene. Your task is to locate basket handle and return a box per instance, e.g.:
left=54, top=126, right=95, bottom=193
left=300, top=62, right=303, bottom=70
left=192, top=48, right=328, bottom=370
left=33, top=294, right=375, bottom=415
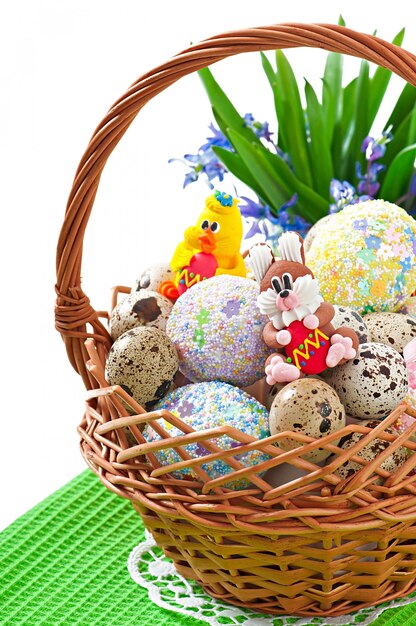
left=55, top=23, right=416, bottom=388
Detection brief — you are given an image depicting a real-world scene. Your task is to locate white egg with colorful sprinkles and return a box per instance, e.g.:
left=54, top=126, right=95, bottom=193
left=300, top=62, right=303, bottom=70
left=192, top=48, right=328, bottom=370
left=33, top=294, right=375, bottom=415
left=147, top=381, right=271, bottom=489
left=166, top=275, right=272, bottom=386
left=306, top=199, right=416, bottom=314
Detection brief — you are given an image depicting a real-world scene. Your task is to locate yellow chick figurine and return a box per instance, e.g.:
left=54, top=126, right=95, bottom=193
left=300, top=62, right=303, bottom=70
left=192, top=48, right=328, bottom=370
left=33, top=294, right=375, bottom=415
left=161, top=192, right=246, bottom=300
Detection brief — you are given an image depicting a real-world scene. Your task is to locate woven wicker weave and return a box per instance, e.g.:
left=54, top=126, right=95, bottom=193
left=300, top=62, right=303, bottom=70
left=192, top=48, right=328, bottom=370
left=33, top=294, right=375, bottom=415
left=56, top=24, right=416, bottom=617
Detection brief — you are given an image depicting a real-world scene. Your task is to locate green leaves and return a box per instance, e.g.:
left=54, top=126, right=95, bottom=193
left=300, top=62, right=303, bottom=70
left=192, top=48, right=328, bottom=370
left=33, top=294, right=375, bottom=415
left=305, top=80, right=333, bottom=199
left=197, top=24, right=414, bottom=225
left=274, top=50, right=313, bottom=187
left=369, top=28, right=405, bottom=127
left=344, top=60, right=370, bottom=182
left=322, top=44, right=343, bottom=146
left=380, top=144, right=416, bottom=201
left=199, top=65, right=329, bottom=221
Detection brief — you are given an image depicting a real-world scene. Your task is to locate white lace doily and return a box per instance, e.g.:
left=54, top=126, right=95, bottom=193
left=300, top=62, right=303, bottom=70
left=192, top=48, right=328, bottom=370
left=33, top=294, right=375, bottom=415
left=128, top=530, right=416, bottom=626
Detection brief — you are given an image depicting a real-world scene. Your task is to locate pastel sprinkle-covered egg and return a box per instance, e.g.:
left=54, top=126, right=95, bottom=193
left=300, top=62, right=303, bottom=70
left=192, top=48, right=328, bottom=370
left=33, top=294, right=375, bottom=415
left=306, top=200, right=416, bottom=314
left=146, top=381, right=271, bottom=489
left=166, top=275, right=272, bottom=387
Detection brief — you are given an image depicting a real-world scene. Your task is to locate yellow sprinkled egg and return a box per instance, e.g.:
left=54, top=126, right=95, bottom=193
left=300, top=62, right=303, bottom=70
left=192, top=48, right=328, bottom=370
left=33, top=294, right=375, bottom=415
left=306, top=200, right=416, bottom=314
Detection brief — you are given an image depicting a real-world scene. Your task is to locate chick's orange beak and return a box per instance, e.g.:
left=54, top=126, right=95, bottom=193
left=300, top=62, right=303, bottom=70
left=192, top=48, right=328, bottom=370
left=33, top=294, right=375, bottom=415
left=198, top=229, right=217, bottom=253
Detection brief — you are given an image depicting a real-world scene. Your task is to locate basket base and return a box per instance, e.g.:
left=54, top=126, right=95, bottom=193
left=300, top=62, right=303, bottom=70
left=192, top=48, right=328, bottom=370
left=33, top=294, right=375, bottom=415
left=194, top=576, right=416, bottom=617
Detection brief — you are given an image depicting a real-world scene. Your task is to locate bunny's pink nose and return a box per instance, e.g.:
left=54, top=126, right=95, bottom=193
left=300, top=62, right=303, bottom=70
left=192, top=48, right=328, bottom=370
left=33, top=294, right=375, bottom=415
left=276, top=290, right=300, bottom=311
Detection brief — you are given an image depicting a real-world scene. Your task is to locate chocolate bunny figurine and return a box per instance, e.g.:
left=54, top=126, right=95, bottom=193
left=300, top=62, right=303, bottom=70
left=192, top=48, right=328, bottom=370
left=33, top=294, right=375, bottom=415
left=249, top=232, right=359, bottom=385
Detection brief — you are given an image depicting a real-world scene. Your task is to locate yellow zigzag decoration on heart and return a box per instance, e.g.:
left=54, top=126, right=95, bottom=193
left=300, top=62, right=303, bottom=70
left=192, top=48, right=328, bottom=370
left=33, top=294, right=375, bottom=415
left=175, top=268, right=203, bottom=289
left=292, top=328, right=329, bottom=370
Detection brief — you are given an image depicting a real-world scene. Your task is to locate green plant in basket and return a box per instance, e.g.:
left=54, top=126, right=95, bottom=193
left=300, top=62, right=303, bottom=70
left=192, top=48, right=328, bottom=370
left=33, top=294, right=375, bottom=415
left=170, top=19, right=416, bottom=250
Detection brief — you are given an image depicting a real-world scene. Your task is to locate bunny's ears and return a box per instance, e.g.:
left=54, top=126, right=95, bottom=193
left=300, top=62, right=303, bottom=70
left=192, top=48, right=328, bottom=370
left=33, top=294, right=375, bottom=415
left=248, top=232, right=306, bottom=283
left=278, top=232, right=305, bottom=264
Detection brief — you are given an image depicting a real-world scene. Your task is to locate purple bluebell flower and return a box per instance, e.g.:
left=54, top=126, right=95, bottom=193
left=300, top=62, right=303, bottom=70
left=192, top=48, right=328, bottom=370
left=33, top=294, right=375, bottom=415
left=243, top=113, right=274, bottom=144
left=169, top=123, right=232, bottom=188
left=356, top=161, right=385, bottom=196
left=361, top=126, right=393, bottom=162
left=240, top=193, right=310, bottom=251
left=355, top=126, right=393, bottom=199
left=199, top=123, right=232, bottom=152
left=329, top=179, right=358, bottom=213
left=183, top=170, right=199, bottom=188
left=361, top=136, right=386, bottom=162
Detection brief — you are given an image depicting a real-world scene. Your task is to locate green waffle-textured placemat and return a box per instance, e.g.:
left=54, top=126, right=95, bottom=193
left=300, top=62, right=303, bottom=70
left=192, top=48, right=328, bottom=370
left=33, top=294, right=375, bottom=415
left=0, top=471, right=204, bottom=626
left=0, top=470, right=415, bottom=626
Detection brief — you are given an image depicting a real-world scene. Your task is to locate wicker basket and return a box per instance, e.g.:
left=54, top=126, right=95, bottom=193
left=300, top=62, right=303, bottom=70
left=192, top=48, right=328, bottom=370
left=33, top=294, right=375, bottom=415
left=55, top=23, right=416, bottom=617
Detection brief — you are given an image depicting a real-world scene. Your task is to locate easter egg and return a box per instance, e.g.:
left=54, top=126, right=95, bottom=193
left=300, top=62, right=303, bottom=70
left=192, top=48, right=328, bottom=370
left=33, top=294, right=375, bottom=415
left=109, top=290, right=173, bottom=340
left=323, top=342, right=408, bottom=420
left=166, top=275, right=272, bottom=386
left=146, top=382, right=271, bottom=489
left=334, top=420, right=408, bottom=483
left=306, top=200, right=416, bottom=314
left=364, top=312, right=416, bottom=355
left=264, top=375, right=322, bottom=410
left=332, top=306, right=369, bottom=344
left=303, top=214, right=335, bottom=254
left=132, top=262, right=174, bottom=294
left=105, top=327, right=179, bottom=409
left=269, top=378, right=346, bottom=462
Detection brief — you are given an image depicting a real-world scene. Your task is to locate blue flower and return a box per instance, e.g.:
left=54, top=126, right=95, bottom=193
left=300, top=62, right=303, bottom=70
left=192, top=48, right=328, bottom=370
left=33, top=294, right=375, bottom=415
left=169, top=123, right=232, bottom=188
left=356, top=162, right=384, bottom=196
left=199, top=123, right=232, bottom=152
left=240, top=193, right=310, bottom=250
left=215, top=191, right=234, bottom=207
left=365, top=235, right=381, bottom=249
left=354, top=127, right=392, bottom=198
left=329, top=179, right=357, bottom=213
left=183, top=170, right=198, bottom=188
left=361, top=127, right=393, bottom=162
left=400, top=257, right=412, bottom=272
left=353, top=219, right=368, bottom=231
left=243, top=113, right=274, bottom=144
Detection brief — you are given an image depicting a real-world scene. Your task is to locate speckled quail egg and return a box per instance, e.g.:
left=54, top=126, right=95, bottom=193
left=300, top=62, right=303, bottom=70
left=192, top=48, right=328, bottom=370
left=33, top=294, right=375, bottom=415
left=332, top=306, right=369, bottom=344
left=105, top=327, right=179, bottom=409
left=269, top=378, right=346, bottom=462
left=324, top=342, right=408, bottom=420
left=131, top=262, right=174, bottom=294
left=334, top=420, right=408, bottom=482
left=264, top=375, right=322, bottom=411
left=109, top=290, right=173, bottom=340
left=363, top=312, right=416, bottom=355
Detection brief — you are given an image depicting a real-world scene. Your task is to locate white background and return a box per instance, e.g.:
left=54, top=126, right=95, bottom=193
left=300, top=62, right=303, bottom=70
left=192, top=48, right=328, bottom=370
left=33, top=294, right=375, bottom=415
left=1, top=0, right=415, bottom=530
